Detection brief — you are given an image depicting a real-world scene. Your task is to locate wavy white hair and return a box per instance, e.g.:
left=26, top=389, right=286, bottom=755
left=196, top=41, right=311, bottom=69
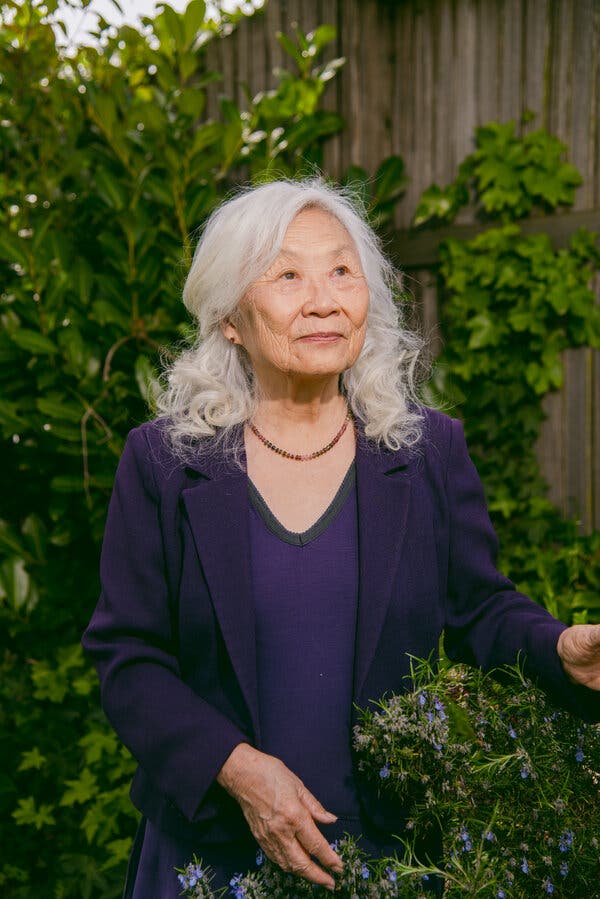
left=153, top=177, right=426, bottom=467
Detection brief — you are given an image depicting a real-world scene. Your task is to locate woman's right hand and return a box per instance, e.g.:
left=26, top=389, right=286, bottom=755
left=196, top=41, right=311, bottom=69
left=216, top=742, right=344, bottom=890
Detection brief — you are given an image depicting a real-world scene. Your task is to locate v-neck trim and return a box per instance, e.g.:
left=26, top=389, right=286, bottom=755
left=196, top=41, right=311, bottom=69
left=247, top=460, right=356, bottom=546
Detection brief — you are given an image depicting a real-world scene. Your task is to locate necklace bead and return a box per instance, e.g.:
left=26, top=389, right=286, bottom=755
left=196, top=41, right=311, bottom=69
left=248, top=405, right=353, bottom=461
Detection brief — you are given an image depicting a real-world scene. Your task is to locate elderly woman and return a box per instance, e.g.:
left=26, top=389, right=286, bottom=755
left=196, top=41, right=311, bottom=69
left=82, top=178, right=599, bottom=897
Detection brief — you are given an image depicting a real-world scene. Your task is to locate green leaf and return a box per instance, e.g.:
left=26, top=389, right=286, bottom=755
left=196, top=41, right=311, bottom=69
left=60, top=769, right=98, bottom=807
left=8, top=329, right=58, bottom=355
left=276, top=32, right=305, bottom=69
left=373, top=155, right=408, bottom=203
left=467, top=314, right=496, bottom=349
left=306, top=24, right=336, bottom=54
left=183, top=0, right=205, bottom=47
left=12, top=797, right=56, bottom=830
left=18, top=747, right=47, bottom=772
left=0, top=557, right=39, bottom=613
left=36, top=397, right=83, bottom=422
left=94, top=168, right=127, bottom=210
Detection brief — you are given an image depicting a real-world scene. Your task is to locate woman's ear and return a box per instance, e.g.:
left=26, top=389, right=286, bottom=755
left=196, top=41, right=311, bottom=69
left=220, top=316, right=241, bottom=346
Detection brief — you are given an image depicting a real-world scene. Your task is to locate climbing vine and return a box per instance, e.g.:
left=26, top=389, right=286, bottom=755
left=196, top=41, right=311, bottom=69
left=416, top=120, right=600, bottom=623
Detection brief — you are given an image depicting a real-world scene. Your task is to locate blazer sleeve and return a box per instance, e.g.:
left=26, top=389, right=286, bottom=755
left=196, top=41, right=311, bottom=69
left=81, top=426, right=250, bottom=823
left=442, top=417, right=599, bottom=722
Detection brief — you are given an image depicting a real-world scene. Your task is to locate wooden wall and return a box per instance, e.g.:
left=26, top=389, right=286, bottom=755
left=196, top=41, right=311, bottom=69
left=203, top=0, right=600, bottom=532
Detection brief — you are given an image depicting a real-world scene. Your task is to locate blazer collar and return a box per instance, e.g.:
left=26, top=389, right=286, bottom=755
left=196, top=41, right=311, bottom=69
left=180, top=419, right=414, bottom=742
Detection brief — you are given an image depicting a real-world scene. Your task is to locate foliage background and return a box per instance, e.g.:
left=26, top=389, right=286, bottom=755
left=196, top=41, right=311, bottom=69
left=0, top=1, right=598, bottom=896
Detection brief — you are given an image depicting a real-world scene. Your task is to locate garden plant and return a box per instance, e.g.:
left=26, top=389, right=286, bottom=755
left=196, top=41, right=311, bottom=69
left=176, top=660, right=600, bottom=897
left=1, top=1, right=599, bottom=896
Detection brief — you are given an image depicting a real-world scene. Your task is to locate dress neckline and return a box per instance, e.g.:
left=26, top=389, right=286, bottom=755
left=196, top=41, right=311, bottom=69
left=247, top=460, right=356, bottom=546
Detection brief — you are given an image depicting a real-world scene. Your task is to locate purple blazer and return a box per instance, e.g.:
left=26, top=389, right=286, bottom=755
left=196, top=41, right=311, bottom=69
left=81, top=406, right=598, bottom=844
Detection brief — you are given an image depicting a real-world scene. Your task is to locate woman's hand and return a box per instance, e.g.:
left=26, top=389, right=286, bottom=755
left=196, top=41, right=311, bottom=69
left=557, top=624, right=600, bottom=690
left=216, top=742, right=344, bottom=890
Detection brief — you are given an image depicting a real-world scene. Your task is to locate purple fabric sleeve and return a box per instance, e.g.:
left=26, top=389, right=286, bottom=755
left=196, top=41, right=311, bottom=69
left=81, top=428, right=249, bottom=823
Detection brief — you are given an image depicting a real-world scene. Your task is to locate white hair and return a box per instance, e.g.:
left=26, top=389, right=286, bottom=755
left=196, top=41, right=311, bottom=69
left=153, top=177, right=426, bottom=468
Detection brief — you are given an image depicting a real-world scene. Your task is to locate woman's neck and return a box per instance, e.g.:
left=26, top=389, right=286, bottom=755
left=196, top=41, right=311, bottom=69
left=250, top=378, right=348, bottom=443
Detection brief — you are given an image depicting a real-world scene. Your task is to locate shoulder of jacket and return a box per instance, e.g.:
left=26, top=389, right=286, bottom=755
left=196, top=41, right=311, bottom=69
left=418, top=405, right=459, bottom=451
left=124, top=418, right=184, bottom=488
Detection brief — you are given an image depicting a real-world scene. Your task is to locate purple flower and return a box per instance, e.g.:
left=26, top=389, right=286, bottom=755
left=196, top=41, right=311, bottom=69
left=361, top=863, right=370, bottom=879
left=483, top=830, right=496, bottom=842
left=508, top=726, right=517, bottom=739
left=418, top=692, right=427, bottom=707
left=543, top=877, right=554, bottom=893
left=521, top=858, right=529, bottom=874
left=575, top=747, right=584, bottom=763
left=497, top=892, right=506, bottom=898
left=560, top=862, right=568, bottom=877
left=379, top=764, right=390, bottom=779
left=559, top=830, right=573, bottom=852
left=229, top=873, right=245, bottom=898
left=255, top=849, right=264, bottom=866
left=460, top=827, right=472, bottom=851
left=385, top=867, right=397, bottom=882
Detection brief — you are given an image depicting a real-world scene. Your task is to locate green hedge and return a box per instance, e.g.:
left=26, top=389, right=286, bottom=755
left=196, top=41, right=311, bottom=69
left=1, top=2, right=598, bottom=896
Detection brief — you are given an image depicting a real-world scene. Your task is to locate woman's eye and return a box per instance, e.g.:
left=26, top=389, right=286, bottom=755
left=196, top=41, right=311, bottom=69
left=281, top=271, right=297, bottom=281
left=334, top=265, right=349, bottom=276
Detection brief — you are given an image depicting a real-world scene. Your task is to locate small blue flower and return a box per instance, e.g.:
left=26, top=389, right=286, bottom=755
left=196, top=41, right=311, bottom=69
left=255, top=849, right=264, bottom=866
left=559, top=829, right=573, bottom=852
left=229, top=873, right=245, bottom=898
left=520, top=767, right=529, bottom=779
left=543, top=876, right=554, bottom=893
left=575, top=747, right=584, bottom=763
left=379, top=764, right=390, bottom=779
left=483, top=830, right=496, bottom=842
left=361, top=863, right=370, bottom=879
left=521, top=858, right=529, bottom=875
left=560, top=861, right=569, bottom=877
left=385, top=867, right=397, bottom=882
left=497, top=891, right=506, bottom=898
left=427, top=710, right=434, bottom=723
left=460, top=827, right=472, bottom=851
left=418, top=692, right=427, bottom=707
left=508, top=726, right=517, bottom=739
left=421, top=874, right=430, bottom=882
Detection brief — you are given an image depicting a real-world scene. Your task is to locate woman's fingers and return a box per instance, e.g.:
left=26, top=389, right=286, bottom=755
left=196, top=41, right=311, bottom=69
left=217, top=745, right=344, bottom=886
left=260, top=816, right=342, bottom=890
left=294, top=815, right=344, bottom=875
left=557, top=624, right=600, bottom=690
left=298, top=784, right=338, bottom=823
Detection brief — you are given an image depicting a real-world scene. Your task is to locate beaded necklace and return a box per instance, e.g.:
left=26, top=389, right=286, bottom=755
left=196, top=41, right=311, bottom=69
left=248, top=405, right=353, bottom=461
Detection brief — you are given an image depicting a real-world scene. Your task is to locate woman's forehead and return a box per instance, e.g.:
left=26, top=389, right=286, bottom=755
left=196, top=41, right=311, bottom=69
left=278, top=207, right=358, bottom=257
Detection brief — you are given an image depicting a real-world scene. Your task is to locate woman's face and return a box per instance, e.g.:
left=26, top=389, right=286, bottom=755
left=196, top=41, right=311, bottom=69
left=222, top=207, right=370, bottom=388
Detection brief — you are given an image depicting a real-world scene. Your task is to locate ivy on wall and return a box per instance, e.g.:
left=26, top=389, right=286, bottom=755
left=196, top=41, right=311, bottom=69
left=415, top=120, right=600, bottom=624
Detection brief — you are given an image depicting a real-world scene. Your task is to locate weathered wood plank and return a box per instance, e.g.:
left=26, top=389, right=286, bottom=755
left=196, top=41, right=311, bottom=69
left=387, top=208, right=600, bottom=269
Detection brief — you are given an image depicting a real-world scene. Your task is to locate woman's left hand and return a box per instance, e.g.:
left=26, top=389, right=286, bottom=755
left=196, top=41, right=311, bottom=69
left=557, top=624, right=600, bottom=690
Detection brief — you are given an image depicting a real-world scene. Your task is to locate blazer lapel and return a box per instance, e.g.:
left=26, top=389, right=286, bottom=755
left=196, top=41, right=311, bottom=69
left=180, top=443, right=261, bottom=744
left=353, top=434, right=412, bottom=700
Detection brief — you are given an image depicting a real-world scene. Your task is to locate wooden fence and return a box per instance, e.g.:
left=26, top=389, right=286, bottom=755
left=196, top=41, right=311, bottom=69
left=203, top=0, right=600, bottom=532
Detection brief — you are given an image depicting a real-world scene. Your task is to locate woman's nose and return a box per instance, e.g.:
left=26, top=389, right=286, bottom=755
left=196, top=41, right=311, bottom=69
left=302, top=273, right=340, bottom=314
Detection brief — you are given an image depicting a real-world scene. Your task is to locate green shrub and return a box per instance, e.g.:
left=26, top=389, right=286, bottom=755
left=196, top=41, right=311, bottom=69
left=0, top=2, right=408, bottom=895
left=417, top=120, right=600, bottom=624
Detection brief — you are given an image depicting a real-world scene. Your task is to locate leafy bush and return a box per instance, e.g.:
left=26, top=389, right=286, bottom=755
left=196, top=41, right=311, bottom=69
left=177, top=661, right=600, bottom=897
left=416, top=120, right=600, bottom=624
left=0, top=2, right=408, bottom=896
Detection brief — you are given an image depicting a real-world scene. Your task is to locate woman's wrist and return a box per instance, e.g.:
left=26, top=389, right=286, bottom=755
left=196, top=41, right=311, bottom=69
left=216, top=741, right=258, bottom=796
